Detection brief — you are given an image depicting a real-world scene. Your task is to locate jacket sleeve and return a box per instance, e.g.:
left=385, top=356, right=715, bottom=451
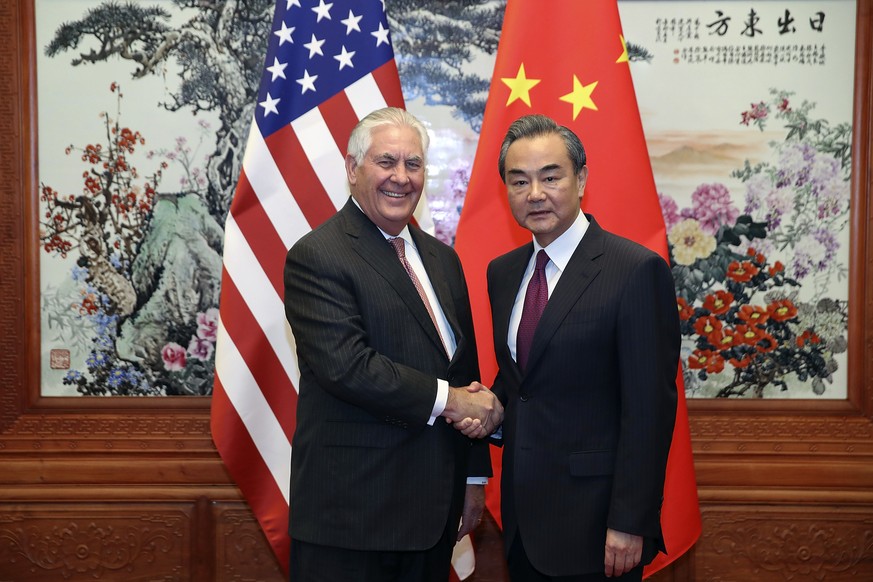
left=607, top=253, right=679, bottom=539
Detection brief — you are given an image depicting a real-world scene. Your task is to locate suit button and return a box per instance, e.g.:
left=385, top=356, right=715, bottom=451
left=519, top=393, right=529, bottom=402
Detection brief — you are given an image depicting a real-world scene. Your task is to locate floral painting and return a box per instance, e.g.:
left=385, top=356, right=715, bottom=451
left=37, top=0, right=857, bottom=398
left=623, top=1, right=856, bottom=398
left=40, top=80, right=223, bottom=395
left=662, top=90, right=850, bottom=397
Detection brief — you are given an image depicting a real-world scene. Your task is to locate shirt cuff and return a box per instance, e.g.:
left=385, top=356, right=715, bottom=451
left=428, top=378, right=449, bottom=426
left=466, top=477, right=488, bottom=485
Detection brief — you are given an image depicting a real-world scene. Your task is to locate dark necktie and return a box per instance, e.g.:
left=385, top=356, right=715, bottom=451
left=516, top=250, right=549, bottom=372
left=389, top=237, right=442, bottom=338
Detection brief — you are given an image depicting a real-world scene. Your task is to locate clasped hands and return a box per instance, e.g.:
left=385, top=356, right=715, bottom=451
left=442, top=382, right=503, bottom=439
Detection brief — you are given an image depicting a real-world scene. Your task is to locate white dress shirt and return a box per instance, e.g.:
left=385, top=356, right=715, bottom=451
left=507, top=212, right=590, bottom=362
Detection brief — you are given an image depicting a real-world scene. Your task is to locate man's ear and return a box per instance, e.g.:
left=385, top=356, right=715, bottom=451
left=345, top=154, right=358, bottom=184
left=577, top=165, right=589, bottom=197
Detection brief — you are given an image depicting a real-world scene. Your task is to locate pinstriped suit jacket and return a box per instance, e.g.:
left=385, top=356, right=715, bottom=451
left=487, top=215, right=678, bottom=576
left=283, top=199, right=490, bottom=551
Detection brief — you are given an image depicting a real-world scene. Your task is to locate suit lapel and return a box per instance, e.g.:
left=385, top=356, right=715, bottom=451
left=524, top=221, right=605, bottom=376
left=493, top=245, right=534, bottom=381
left=341, top=201, right=447, bottom=356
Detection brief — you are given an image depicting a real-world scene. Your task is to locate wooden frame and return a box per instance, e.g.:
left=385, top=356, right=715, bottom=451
left=687, top=0, right=873, bottom=443
left=1, top=0, right=872, bottom=579
left=3, top=0, right=868, bottom=465
left=0, top=0, right=222, bottom=507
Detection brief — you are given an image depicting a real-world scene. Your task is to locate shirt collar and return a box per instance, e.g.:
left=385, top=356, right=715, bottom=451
left=350, top=196, right=414, bottom=245
left=533, top=212, right=589, bottom=272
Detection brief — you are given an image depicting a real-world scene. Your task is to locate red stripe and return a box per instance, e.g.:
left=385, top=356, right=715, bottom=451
left=218, top=269, right=298, bottom=442
left=264, top=125, right=337, bottom=228
left=229, top=171, right=287, bottom=297
left=211, top=377, right=290, bottom=570
left=372, top=60, right=406, bottom=108
left=319, top=91, right=360, bottom=157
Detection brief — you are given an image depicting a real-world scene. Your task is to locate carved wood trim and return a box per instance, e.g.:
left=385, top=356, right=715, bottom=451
left=0, top=504, right=193, bottom=581
left=698, top=506, right=873, bottom=581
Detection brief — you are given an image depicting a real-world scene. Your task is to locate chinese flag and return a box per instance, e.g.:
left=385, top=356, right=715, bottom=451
left=454, top=0, right=701, bottom=576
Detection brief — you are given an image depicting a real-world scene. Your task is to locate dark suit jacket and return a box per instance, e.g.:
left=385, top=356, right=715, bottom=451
left=283, top=199, right=490, bottom=552
left=488, top=215, right=679, bottom=576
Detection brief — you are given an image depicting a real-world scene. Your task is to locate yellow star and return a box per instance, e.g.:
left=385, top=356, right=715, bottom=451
left=616, top=35, right=629, bottom=63
left=559, top=75, right=598, bottom=120
left=501, top=63, right=541, bottom=107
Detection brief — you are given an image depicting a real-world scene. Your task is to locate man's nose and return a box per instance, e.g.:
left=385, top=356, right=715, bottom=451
left=392, top=166, right=409, bottom=184
left=528, top=181, right=546, bottom=201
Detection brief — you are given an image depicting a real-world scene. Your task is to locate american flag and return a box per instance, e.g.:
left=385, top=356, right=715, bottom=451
left=210, top=0, right=408, bottom=571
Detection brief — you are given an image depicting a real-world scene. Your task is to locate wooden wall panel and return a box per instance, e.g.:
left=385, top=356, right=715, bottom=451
left=1, top=1, right=872, bottom=581
left=697, top=506, right=873, bottom=581
left=0, top=504, right=192, bottom=581
left=213, top=503, right=284, bottom=582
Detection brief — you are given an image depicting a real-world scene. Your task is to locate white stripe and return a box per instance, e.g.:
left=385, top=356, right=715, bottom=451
left=241, top=121, right=309, bottom=249
left=345, top=73, right=390, bottom=120
left=291, top=109, right=347, bottom=211
left=222, top=213, right=301, bottom=388
left=215, top=317, right=291, bottom=504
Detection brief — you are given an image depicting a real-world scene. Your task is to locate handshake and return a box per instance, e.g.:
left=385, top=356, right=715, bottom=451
left=441, top=382, right=503, bottom=439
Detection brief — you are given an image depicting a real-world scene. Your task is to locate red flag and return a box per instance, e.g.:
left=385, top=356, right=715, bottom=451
left=210, top=0, right=406, bottom=573
left=454, top=0, right=701, bottom=576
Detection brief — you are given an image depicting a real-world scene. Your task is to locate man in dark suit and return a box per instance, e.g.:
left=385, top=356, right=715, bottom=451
left=485, top=114, right=679, bottom=581
left=283, top=107, right=503, bottom=582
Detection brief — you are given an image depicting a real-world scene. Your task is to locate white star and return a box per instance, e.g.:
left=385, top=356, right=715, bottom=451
left=259, top=92, right=280, bottom=116
left=296, top=70, right=318, bottom=94
left=286, top=0, right=301, bottom=8
left=312, top=0, right=333, bottom=22
left=341, top=10, right=363, bottom=34
left=371, top=22, right=390, bottom=47
left=266, top=57, right=288, bottom=81
left=274, top=21, right=294, bottom=45
left=334, top=46, right=356, bottom=70
left=304, top=34, right=325, bottom=58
